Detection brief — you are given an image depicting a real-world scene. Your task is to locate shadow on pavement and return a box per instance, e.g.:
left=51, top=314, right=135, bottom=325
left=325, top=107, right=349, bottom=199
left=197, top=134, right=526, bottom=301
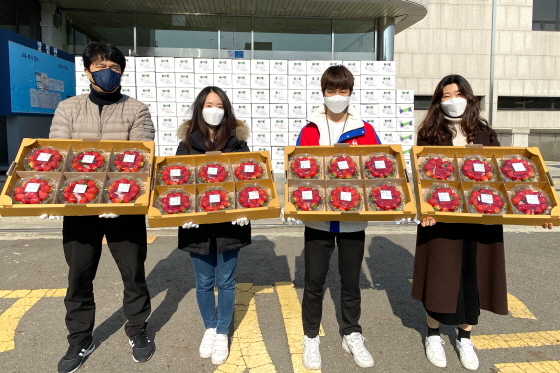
left=92, top=244, right=194, bottom=345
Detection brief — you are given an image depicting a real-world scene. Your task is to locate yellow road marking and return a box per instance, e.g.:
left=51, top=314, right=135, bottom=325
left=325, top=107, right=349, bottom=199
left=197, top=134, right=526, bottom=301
left=507, top=293, right=537, bottom=320
left=102, top=236, right=157, bottom=244
left=472, top=330, right=560, bottom=350
left=495, top=361, right=560, bottom=372
left=214, top=283, right=277, bottom=373
left=276, top=281, right=324, bottom=373
left=0, top=288, right=66, bottom=353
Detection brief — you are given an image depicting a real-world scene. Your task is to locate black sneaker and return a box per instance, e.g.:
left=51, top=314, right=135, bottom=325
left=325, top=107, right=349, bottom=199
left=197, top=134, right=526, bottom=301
left=58, top=339, right=95, bottom=373
left=129, top=328, right=154, bottom=362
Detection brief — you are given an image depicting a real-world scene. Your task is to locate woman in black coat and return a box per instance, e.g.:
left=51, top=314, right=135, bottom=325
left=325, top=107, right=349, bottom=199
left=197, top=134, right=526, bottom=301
left=413, top=75, right=551, bottom=371
left=175, top=86, right=251, bottom=366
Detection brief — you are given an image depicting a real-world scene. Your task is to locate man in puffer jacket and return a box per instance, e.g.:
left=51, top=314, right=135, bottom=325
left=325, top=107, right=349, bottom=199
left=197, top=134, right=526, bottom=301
left=49, top=42, right=155, bottom=373
left=297, top=65, right=379, bottom=370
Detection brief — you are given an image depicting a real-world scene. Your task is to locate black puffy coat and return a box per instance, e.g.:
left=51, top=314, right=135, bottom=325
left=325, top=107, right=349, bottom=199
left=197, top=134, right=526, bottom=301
left=175, top=119, right=252, bottom=255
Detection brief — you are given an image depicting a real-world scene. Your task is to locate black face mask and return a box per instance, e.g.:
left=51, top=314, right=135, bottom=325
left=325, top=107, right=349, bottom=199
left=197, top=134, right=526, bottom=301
left=90, top=68, right=122, bottom=92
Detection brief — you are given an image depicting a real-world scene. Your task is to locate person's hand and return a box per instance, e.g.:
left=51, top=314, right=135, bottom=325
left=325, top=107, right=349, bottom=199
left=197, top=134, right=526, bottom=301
left=99, top=214, right=119, bottom=218
left=420, top=217, right=436, bottom=227
left=281, top=208, right=302, bottom=225
left=232, top=218, right=249, bottom=226
left=541, top=222, right=553, bottom=229
left=395, top=218, right=420, bottom=225
left=39, top=214, right=62, bottom=220
left=182, top=222, right=199, bottom=229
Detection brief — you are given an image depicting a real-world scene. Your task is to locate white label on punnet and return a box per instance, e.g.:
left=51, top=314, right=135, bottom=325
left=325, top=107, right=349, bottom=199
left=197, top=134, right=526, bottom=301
left=480, top=193, right=493, bottom=204
left=300, top=160, right=311, bottom=169
left=118, top=183, right=130, bottom=193
left=25, top=183, right=40, bottom=193
left=380, top=190, right=392, bottom=200
left=512, top=162, right=526, bottom=172
left=209, top=194, right=221, bottom=203
left=170, top=169, right=181, bottom=177
left=73, top=184, right=87, bottom=194
left=374, top=160, right=386, bottom=169
left=438, top=192, right=451, bottom=202
left=341, top=192, right=352, bottom=201
left=302, top=191, right=313, bottom=200
left=526, top=194, right=539, bottom=205
left=337, top=161, right=349, bottom=170
left=37, top=152, right=52, bottom=162
left=244, top=165, right=255, bottom=173
left=123, top=154, right=136, bottom=163
left=169, top=196, right=181, bottom=206
left=248, top=191, right=259, bottom=200
left=208, top=167, right=218, bottom=175
left=473, top=163, right=486, bottom=172
left=82, top=155, right=95, bottom=164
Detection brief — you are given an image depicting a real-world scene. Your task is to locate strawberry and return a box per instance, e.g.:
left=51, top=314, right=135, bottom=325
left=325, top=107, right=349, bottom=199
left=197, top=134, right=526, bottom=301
left=25, top=147, right=64, bottom=172
left=197, top=163, right=229, bottom=183
left=61, top=178, right=100, bottom=204
left=500, top=156, right=538, bottom=182
left=369, top=184, right=403, bottom=211
left=199, top=188, right=232, bottom=211
left=112, top=150, right=146, bottom=172
left=290, top=155, right=320, bottom=179
left=466, top=186, right=506, bottom=214
left=364, top=154, right=397, bottom=179
left=105, top=178, right=142, bottom=203
left=160, top=164, right=192, bottom=185
left=234, top=161, right=265, bottom=181
left=328, top=185, right=362, bottom=211
left=510, top=186, right=551, bottom=215
left=460, top=156, right=495, bottom=181
left=424, top=185, right=462, bottom=212
left=237, top=186, right=269, bottom=208
left=291, top=186, right=323, bottom=211
left=13, top=177, right=56, bottom=204
left=420, top=155, right=455, bottom=181
left=328, top=155, right=359, bottom=179
left=157, top=190, right=193, bottom=214
left=70, top=150, right=106, bottom=172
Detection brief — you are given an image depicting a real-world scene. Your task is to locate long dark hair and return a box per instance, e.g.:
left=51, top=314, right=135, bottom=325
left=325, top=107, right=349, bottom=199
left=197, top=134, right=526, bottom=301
left=417, top=74, right=493, bottom=145
left=184, top=86, right=238, bottom=151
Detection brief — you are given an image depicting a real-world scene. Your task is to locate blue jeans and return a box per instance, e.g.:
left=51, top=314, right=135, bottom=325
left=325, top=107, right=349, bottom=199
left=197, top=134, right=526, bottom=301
left=190, top=248, right=240, bottom=335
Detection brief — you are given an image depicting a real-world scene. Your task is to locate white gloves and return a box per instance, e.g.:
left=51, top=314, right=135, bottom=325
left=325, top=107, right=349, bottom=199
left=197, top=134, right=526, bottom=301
left=39, top=214, right=62, bottom=220
left=99, top=214, right=119, bottom=218
left=394, top=218, right=420, bottom=225
left=281, top=208, right=302, bottom=225
left=182, top=222, right=199, bottom=229
left=232, top=217, right=249, bottom=226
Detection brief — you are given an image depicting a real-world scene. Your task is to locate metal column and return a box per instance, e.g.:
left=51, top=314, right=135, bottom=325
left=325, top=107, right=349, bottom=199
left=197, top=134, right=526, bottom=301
left=376, top=16, right=395, bottom=61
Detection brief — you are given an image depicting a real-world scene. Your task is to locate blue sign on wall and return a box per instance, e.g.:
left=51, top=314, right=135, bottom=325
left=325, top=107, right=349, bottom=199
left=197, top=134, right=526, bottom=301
left=0, top=29, right=76, bottom=116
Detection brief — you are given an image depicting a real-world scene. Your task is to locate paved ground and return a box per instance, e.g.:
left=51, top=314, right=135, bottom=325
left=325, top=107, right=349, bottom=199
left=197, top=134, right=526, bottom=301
left=0, top=225, right=559, bottom=373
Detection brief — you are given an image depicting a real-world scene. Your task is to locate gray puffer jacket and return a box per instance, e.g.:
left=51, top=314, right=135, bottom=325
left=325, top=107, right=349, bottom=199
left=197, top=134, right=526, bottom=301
left=49, top=94, right=155, bottom=141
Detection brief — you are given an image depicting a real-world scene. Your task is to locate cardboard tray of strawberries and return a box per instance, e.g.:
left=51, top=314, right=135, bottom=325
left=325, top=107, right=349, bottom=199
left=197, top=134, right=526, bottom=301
left=411, top=145, right=560, bottom=225
left=283, top=144, right=417, bottom=221
left=0, top=138, right=154, bottom=216
left=147, top=151, right=280, bottom=227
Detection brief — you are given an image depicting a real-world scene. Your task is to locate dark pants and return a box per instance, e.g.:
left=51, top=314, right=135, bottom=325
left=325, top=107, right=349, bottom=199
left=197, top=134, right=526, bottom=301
left=62, top=215, right=151, bottom=345
left=302, top=226, right=365, bottom=338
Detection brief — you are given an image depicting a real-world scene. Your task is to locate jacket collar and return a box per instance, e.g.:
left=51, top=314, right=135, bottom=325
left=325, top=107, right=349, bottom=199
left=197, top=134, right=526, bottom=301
left=306, top=104, right=365, bottom=143
left=177, top=119, right=250, bottom=152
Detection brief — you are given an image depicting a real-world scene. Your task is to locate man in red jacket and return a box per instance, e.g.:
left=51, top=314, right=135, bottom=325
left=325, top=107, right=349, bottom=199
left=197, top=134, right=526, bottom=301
left=297, top=65, right=379, bottom=370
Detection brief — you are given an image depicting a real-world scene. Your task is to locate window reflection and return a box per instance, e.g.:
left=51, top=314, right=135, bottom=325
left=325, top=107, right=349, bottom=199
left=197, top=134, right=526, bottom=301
left=137, top=14, right=218, bottom=49
left=334, top=19, right=375, bottom=53
left=221, top=16, right=252, bottom=50
left=253, top=17, right=331, bottom=52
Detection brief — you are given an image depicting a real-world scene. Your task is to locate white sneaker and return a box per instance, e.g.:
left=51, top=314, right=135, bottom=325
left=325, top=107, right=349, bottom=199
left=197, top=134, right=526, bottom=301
left=302, top=335, right=321, bottom=370
left=212, top=334, right=229, bottom=365
left=342, top=332, right=374, bottom=368
left=456, top=338, right=479, bottom=370
left=425, top=335, right=446, bottom=368
left=199, top=328, right=216, bottom=358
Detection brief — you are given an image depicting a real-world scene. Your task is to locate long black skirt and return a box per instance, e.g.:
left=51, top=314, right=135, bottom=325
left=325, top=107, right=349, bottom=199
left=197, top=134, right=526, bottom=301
left=425, top=239, right=480, bottom=326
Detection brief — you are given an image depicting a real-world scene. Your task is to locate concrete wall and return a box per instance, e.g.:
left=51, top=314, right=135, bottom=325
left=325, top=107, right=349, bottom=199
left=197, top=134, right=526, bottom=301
left=395, top=0, right=560, bottom=159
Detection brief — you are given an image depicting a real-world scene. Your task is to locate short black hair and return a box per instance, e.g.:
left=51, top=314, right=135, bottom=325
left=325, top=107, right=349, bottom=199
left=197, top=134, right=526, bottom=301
left=82, top=41, right=126, bottom=72
left=321, top=65, right=354, bottom=94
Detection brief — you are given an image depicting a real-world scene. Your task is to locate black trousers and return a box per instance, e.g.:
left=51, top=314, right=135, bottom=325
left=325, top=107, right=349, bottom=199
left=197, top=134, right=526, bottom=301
left=302, top=226, right=365, bottom=338
left=62, top=215, right=151, bottom=344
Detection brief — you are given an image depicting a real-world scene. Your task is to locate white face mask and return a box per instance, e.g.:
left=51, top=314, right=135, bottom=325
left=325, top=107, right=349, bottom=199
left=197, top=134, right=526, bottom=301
left=202, top=107, right=225, bottom=127
left=440, top=97, right=467, bottom=117
left=324, top=95, right=351, bottom=114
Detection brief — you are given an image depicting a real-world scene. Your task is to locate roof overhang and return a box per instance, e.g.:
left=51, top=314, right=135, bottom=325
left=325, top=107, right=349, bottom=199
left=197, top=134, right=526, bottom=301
left=50, top=0, right=427, bottom=33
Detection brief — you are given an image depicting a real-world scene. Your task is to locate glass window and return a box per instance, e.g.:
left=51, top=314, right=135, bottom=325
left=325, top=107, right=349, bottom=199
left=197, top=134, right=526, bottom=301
left=220, top=16, right=251, bottom=50
left=253, top=17, right=331, bottom=52
left=533, top=0, right=560, bottom=30
left=554, top=97, right=560, bottom=109
left=498, top=96, right=560, bottom=110
left=0, top=0, right=41, bottom=40
left=498, top=96, right=523, bottom=109
left=136, top=14, right=218, bottom=49
left=524, top=97, right=553, bottom=109
left=414, top=96, right=433, bottom=110
left=333, top=19, right=375, bottom=53
left=64, top=11, right=134, bottom=52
